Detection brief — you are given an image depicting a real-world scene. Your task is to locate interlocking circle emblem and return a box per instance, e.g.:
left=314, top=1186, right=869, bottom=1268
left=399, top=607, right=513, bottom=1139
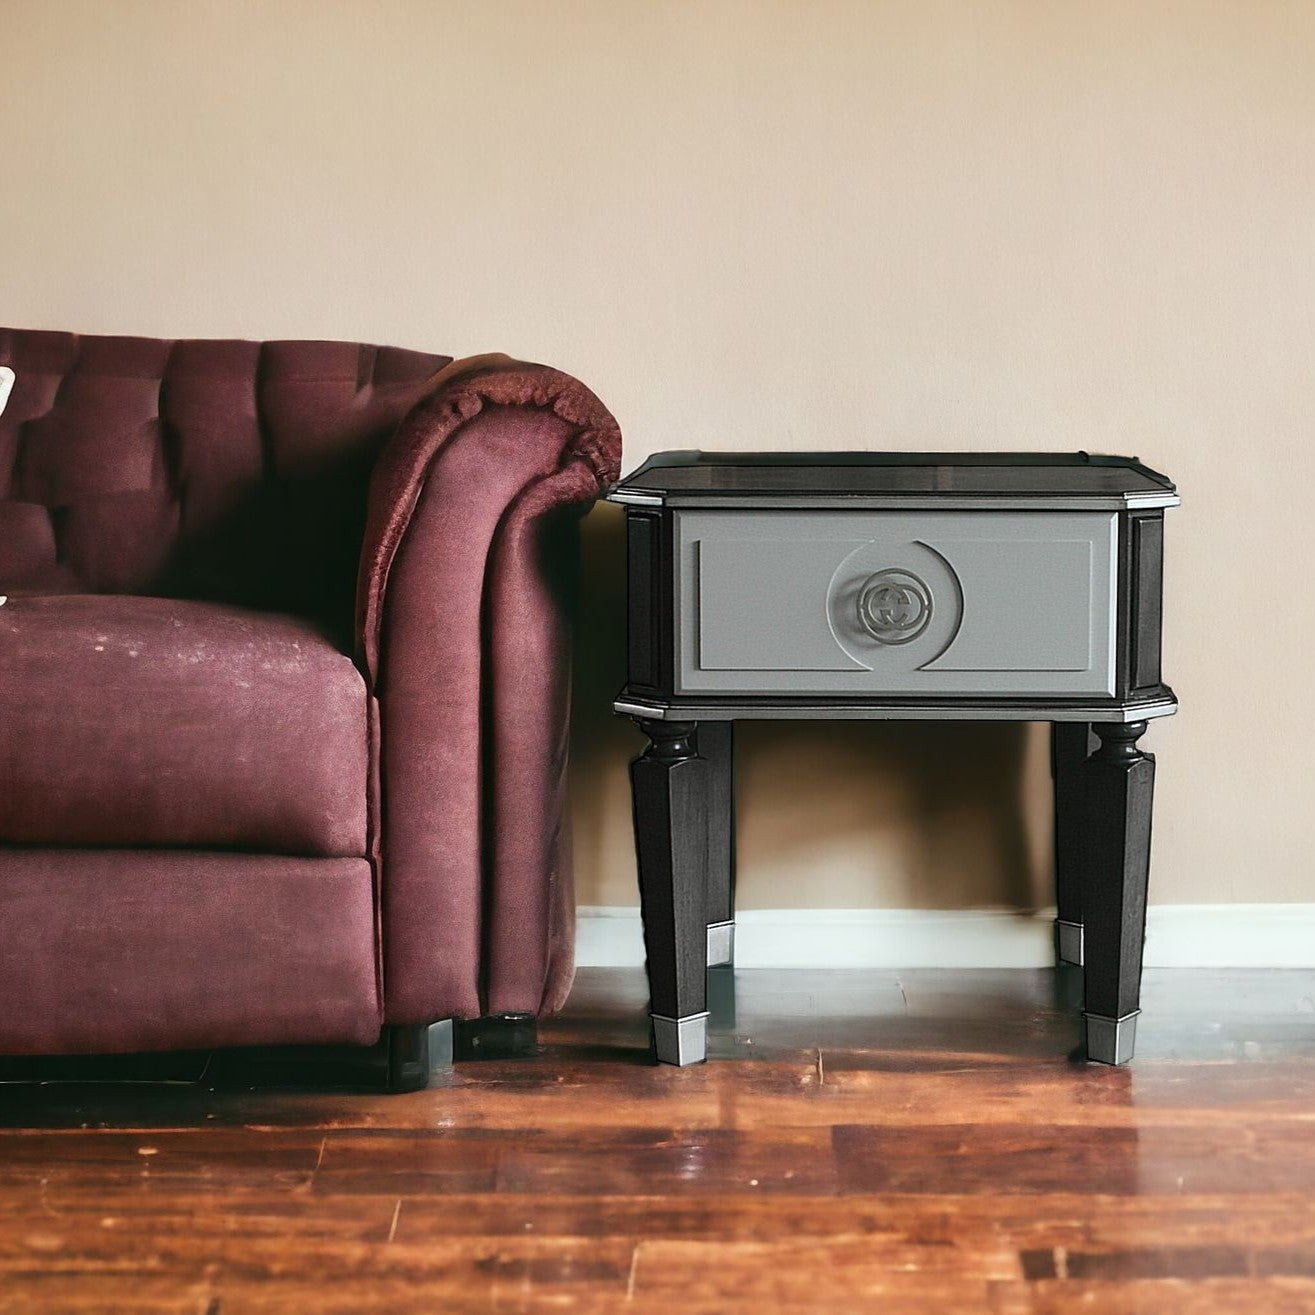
left=857, top=569, right=933, bottom=645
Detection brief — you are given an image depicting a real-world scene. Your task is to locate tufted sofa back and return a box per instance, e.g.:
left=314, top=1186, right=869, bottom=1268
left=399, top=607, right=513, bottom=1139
left=0, top=330, right=449, bottom=637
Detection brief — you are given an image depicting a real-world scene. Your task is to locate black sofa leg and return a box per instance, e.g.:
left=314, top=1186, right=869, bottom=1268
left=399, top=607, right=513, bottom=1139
left=453, top=1012, right=540, bottom=1061
left=385, top=1020, right=454, bottom=1093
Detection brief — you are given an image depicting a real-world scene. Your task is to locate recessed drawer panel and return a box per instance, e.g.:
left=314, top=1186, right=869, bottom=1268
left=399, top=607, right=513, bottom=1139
left=676, top=510, right=1117, bottom=697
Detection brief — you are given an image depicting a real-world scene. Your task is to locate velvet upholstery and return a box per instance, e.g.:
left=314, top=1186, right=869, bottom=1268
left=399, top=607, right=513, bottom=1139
left=0, top=330, right=449, bottom=637
left=0, top=595, right=368, bottom=855
left=0, top=329, right=621, bottom=1055
left=357, top=358, right=621, bottom=1021
left=0, top=851, right=380, bottom=1055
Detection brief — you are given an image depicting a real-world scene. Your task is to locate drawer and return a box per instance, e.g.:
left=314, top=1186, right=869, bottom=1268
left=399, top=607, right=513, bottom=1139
left=675, top=510, right=1117, bottom=697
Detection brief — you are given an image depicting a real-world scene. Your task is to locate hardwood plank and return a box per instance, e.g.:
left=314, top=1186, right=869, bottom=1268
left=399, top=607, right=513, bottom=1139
left=725, top=1056, right=1315, bottom=1128
left=0, top=1234, right=636, bottom=1290
left=833, top=1123, right=1315, bottom=1195
left=0, top=1130, right=323, bottom=1192
left=627, top=1236, right=1024, bottom=1309
left=1020, top=1278, right=1315, bottom=1314
left=2, top=1190, right=1312, bottom=1250
left=392, top=1192, right=1315, bottom=1248
left=496, top=1126, right=838, bottom=1197
left=307, top=1126, right=838, bottom=1198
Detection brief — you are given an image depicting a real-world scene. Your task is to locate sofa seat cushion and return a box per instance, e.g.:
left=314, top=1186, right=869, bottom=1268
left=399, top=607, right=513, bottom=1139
left=0, top=849, right=381, bottom=1054
left=0, top=595, right=368, bottom=856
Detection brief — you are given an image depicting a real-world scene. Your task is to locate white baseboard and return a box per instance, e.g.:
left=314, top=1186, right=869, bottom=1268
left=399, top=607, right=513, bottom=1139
left=575, top=905, right=1315, bottom=970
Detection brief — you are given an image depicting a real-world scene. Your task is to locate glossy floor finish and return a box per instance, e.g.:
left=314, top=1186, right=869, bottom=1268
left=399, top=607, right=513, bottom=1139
left=4, top=968, right=1315, bottom=1313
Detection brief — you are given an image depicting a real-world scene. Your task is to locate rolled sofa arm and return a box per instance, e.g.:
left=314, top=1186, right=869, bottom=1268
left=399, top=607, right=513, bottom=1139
left=356, top=355, right=621, bottom=1025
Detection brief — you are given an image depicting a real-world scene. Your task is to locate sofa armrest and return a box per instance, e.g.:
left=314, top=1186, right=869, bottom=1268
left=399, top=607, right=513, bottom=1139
left=357, top=355, right=621, bottom=1024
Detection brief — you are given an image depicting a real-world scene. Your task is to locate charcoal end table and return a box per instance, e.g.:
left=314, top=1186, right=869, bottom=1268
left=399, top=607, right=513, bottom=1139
left=609, top=451, right=1178, bottom=1067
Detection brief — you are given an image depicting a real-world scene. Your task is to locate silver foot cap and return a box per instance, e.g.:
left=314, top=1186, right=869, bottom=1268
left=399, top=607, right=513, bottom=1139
left=706, top=920, right=735, bottom=967
left=651, top=1012, right=709, bottom=1066
left=1084, top=1010, right=1139, bottom=1065
left=1055, top=919, right=1084, bottom=966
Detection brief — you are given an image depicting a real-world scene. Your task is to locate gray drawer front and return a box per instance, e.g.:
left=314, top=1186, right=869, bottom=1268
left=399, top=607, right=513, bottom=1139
left=675, top=510, right=1117, bottom=696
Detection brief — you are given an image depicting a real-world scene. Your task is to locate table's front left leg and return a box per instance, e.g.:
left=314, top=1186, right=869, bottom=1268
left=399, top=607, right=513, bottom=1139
left=630, top=719, right=710, bottom=1065
left=1082, top=721, right=1155, bottom=1065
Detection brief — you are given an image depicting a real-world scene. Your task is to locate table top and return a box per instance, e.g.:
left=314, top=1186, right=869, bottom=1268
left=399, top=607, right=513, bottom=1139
left=609, top=451, right=1178, bottom=511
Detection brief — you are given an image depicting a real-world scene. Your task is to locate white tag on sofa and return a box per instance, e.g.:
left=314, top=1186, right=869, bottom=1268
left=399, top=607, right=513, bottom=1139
left=0, top=367, right=14, bottom=417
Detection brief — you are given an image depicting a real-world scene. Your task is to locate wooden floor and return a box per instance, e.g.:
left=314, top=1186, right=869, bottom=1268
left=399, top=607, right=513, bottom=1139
left=4, top=967, right=1315, bottom=1313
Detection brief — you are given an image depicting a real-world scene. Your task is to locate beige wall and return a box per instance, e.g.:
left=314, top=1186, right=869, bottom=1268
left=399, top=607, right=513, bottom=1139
left=4, top=1, right=1312, bottom=910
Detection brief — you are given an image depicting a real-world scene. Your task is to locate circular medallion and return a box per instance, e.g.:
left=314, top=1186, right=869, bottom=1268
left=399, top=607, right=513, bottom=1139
left=856, top=569, right=933, bottom=645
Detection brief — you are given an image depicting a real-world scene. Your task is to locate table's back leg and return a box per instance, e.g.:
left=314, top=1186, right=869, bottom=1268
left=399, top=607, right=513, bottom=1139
left=1052, top=722, right=1098, bottom=967
left=698, top=721, right=738, bottom=1027
left=630, top=719, right=711, bottom=1065
left=700, top=721, right=737, bottom=967
left=1081, top=721, right=1155, bottom=1065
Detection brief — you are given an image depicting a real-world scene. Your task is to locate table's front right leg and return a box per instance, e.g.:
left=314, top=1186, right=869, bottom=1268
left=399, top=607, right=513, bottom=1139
left=1082, top=721, right=1155, bottom=1066
left=630, top=719, right=710, bottom=1065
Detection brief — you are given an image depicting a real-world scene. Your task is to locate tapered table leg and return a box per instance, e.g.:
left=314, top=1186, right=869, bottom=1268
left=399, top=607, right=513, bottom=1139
left=1082, top=722, right=1155, bottom=1065
left=630, top=719, right=710, bottom=1065
left=1052, top=722, right=1097, bottom=967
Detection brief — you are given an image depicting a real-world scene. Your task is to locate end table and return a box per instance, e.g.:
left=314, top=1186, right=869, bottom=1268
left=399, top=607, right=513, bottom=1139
left=609, top=451, right=1178, bottom=1066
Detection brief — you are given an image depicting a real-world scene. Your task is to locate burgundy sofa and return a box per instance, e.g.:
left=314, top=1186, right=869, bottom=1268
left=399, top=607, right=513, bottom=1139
left=0, top=329, right=620, bottom=1087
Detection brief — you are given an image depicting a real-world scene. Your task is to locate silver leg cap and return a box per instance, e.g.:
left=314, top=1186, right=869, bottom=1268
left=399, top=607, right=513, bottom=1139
left=706, top=920, right=735, bottom=967
left=1055, top=919, right=1084, bottom=966
left=651, top=1012, right=709, bottom=1066
left=1084, top=1010, right=1139, bottom=1065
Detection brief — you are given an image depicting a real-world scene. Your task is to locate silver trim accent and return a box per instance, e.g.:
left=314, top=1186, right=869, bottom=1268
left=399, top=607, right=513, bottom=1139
left=427, top=1019, right=454, bottom=1073
left=614, top=695, right=1178, bottom=724
left=1084, top=1010, right=1140, bottom=1066
left=607, top=492, right=1179, bottom=512
left=650, top=1012, right=709, bottom=1066
left=1055, top=919, right=1084, bottom=967
left=707, top=920, right=735, bottom=967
